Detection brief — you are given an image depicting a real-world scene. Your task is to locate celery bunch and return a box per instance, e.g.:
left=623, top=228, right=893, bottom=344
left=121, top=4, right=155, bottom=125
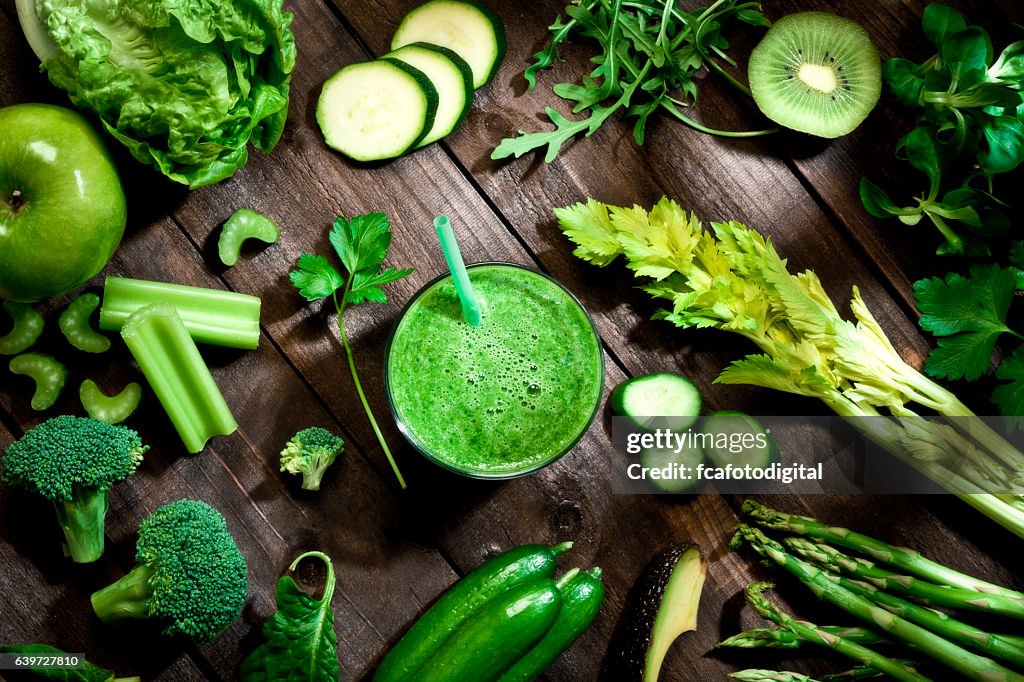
left=556, top=197, right=1024, bottom=537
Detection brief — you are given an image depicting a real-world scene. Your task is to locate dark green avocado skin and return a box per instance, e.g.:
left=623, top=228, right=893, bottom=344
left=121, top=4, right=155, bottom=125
left=605, top=543, right=696, bottom=681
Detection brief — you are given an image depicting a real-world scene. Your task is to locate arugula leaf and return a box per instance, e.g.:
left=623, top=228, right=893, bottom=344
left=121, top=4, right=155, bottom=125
left=0, top=646, right=136, bottom=682
left=240, top=551, right=339, bottom=682
left=915, top=265, right=1021, bottom=380
left=289, top=255, right=344, bottom=302
left=493, top=0, right=775, bottom=162
left=289, top=214, right=411, bottom=488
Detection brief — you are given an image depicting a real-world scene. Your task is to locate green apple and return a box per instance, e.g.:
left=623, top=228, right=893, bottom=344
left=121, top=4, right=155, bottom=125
left=0, top=103, right=127, bottom=302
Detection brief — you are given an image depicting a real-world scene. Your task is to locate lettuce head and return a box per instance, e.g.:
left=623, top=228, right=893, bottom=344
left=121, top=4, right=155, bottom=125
left=17, top=0, right=296, bottom=188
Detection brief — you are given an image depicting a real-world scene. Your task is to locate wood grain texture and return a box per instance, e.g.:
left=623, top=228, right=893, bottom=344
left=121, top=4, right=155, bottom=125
left=1, top=0, right=1022, bottom=680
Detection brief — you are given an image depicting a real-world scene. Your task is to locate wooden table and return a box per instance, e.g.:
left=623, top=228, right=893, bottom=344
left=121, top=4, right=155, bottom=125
left=1, top=0, right=1022, bottom=679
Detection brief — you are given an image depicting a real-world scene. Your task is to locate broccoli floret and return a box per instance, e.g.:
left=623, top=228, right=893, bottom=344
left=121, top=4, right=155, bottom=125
left=90, top=499, right=248, bottom=641
left=279, top=427, right=344, bottom=491
left=0, top=415, right=147, bottom=563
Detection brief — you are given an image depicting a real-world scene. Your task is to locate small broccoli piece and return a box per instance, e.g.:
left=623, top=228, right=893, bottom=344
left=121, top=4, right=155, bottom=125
left=279, top=427, right=344, bottom=491
left=0, top=415, right=147, bottom=563
left=90, top=499, right=248, bottom=641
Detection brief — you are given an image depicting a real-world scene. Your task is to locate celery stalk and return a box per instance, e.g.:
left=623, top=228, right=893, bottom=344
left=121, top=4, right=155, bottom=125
left=101, top=277, right=261, bottom=350
left=121, top=302, right=237, bottom=453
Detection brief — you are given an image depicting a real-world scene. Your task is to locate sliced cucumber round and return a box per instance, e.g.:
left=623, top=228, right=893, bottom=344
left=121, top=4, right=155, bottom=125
left=701, top=411, right=778, bottom=471
left=640, top=443, right=704, bottom=494
left=610, top=372, right=701, bottom=432
left=391, top=0, right=506, bottom=89
left=316, top=60, right=438, bottom=162
left=383, top=42, right=474, bottom=147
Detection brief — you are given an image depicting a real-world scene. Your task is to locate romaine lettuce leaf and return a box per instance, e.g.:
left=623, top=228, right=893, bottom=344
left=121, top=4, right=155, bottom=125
left=22, top=0, right=295, bottom=188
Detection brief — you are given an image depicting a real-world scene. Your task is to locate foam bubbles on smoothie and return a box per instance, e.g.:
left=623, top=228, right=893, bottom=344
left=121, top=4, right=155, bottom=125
left=387, top=265, right=603, bottom=473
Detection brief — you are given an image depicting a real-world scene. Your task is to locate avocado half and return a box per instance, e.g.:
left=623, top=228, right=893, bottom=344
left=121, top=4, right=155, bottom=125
left=609, top=543, right=707, bottom=681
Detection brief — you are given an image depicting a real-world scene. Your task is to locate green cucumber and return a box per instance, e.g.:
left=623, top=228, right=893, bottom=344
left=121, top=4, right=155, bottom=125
left=498, top=568, right=606, bottom=682
left=374, top=542, right=572, bottom=681
left=640, top=444, right=704, bottom=494
left=383, top=42, right=474, bottom=147
left=317, top=59, right=439, bottom=162
left=411, top=579, right=563, bottom=682
left=610, top=373, right=702, bottom=432
left=701, top=411, right=777, bottom=471
left=391, top=0, right=506, bottom=89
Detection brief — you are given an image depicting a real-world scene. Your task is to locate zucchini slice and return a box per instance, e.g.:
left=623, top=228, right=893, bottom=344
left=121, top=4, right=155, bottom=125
left=317, top=60, right=438, bottom=162
left=383, top=42, right=474, bottom=147
left=391, top=0, right=506, bottom=89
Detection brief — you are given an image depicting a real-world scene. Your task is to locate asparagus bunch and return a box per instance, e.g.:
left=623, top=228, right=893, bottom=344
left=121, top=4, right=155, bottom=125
left=726, top=502, right=1024, bottom=682
left=740, top=583, right=928, bottom=682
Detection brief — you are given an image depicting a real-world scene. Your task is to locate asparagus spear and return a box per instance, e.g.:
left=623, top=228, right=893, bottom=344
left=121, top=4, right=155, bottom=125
left=733, top=526, right=1024, bottom=682
left=719, top=626, right=892, bottom=650
left=731, top=671, right=817, bottom=682
left=731, top=665, right=911, bottom=682
left=782, top=536, right=1024, bottom=620
left=742, top=500, right=1024, bottom=601
left=798, top=559, right=1024, bottom=667
left=741, top=583, right=931, bottom=682
left=820, top=662, right=916, bottom=681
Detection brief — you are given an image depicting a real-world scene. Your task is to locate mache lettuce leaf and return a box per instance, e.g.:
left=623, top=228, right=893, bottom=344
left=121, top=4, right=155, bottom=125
left=18, top=0, right=295, bottom=188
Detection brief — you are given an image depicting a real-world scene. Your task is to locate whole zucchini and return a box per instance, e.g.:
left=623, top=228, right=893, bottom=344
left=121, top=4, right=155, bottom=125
left=412, top=579, right=564, bottom=682
left=374, top=542, right=572, bottom=681
left=498, top=567, right=606, bottom=682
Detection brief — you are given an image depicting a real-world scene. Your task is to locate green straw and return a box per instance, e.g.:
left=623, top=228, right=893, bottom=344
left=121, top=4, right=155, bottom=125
left=434, top=216, right=482, bottom=327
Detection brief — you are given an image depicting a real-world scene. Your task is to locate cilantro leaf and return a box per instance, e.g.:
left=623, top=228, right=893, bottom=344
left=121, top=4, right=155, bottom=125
left=289, top=254, right=343, bottom=302
left=329, top=213, right=392, bottom=276
left=915, top=265, right=1020, bottom=380
left=994, top=346, right=1024, bottom=416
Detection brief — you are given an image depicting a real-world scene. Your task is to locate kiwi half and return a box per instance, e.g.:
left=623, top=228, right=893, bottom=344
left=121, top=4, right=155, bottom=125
left=748, top=12, right=881, bottom=138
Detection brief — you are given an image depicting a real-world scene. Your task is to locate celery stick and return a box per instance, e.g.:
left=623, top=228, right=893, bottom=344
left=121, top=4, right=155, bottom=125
left=101, top=277, right=261, bottom=350
left=121, top=302, right=237, bottom=453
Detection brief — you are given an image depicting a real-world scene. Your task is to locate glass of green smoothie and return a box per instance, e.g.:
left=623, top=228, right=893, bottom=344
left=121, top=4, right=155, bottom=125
left=385, top=263, right=605, bottom=479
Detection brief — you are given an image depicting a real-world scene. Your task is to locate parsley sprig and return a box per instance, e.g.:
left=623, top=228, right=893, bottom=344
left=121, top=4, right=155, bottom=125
left=492, top=0, right=776, bottom=163
left=290, top=214, right=412, bottom=489
left=860, top=4, right=1023, bottom=256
